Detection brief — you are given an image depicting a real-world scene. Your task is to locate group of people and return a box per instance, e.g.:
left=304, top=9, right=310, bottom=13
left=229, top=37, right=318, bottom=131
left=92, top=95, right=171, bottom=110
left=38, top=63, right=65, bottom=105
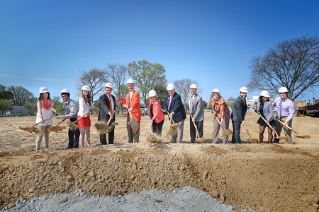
left=34, top=79, right=295, bottom=151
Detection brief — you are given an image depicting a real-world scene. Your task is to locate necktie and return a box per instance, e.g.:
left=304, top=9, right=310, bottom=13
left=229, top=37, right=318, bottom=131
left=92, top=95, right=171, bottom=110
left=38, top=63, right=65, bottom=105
left=189, top=96, right=193, bottom=113
left=109, top=95, right=112, bottom=115
left=168, top=96, right=172, bottom=109
left=243, top=99, right=246, bottom=106
left=278, top=100, right=282, bottom=118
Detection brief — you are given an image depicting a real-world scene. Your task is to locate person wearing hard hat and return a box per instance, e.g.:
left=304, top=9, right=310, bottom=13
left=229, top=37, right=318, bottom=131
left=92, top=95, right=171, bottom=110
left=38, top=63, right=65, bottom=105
left=123, top=79, right=141, bottom=143
left=77, top=85, right=93, bottom=148
left=35, top=87, right=59, bottom=151
left=272, top=87, right=295, bottom=144
left=210, top=88, right=231, bottom=144
left=99, top=83, right=118, bottom=145
left=188, top=84, right=204, bottom=143
left=231, top=86, right=248, bottom=144
left=148, top=90, right=165, bottom=136
left=61, top=88, right=79, bottom=149
left=256, top=90, right=276, bottom=144
left=164, top=83, right=186, bottom=143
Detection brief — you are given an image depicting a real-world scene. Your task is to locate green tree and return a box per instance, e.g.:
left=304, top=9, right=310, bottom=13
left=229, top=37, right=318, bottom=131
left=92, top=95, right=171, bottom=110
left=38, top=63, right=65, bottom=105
left=0, top=84, right=13, bottom=99
left=128, top=60, right=167, bottom=107
left=23, top=102, right=36, bottom=115
left=226, top=97, right=236, bottom=109
left=7, top=86, right=35, bottom=106
left=0, top=99, right=13, bottom=116
left=52, top=96, right=64, bottom=112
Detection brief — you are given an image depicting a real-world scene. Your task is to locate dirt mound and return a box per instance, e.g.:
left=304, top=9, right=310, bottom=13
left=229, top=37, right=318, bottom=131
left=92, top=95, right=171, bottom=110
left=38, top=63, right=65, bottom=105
left=202, top=145, right=229, bottom=155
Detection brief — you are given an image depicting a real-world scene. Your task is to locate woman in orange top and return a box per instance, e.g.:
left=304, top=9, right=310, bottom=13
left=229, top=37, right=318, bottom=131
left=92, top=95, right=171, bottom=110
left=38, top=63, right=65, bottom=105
left=148, top=90, right=165, bottom=136
left=211, top=88, right=230, bottom=144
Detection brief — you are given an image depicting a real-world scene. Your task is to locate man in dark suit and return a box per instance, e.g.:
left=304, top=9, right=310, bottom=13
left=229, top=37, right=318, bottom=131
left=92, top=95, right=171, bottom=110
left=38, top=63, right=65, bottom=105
left=231, top=86, right=248, bottom=144
left=98, top=82, right=117, bottom=145
left=164, top=83, right=186, bottom=143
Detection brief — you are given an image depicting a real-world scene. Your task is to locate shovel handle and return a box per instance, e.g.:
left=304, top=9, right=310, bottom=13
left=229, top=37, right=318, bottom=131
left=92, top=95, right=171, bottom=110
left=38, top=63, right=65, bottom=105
left=255, top=112, right=279, bottom=137
left=243, top=123, right=252, bottom=139
left=32, top=116, right=54, bottom=127
left=166, top=110, right=175, bottom=124
left=276, top=118, right=299, bottom=136
left=213, top=115, right=226, bottom=131
left=74, top=113, right=89, bottom=124
left=191, top=114, right=200, bottom=138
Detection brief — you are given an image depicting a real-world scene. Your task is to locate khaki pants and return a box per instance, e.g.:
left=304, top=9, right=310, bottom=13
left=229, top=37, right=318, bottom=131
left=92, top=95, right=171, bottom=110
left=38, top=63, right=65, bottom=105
left=171, top=120, right=184, bottom=143
left=36, top=125, right=51, bottom=150
left=274, top=116, right=292, bottom=144
left=127, top=121, right=140, bottom=143
left=213, top=114, right=230, bottom=144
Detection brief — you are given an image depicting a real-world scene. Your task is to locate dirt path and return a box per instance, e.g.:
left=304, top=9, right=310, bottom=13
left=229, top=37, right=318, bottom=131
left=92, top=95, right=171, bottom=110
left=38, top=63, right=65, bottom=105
left=1, top=113, right=319, bottom=211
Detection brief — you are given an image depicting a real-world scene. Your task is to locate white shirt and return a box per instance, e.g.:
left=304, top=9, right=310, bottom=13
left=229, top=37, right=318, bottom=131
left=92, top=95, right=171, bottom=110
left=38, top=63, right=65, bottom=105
left=36, top=100, right=54, bottom=126
left=77, top=97, right=91, bottom=117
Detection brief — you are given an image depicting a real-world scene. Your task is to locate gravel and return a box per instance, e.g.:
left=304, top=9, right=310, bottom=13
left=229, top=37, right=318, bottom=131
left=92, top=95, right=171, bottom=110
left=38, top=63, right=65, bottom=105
left=2, top=186, right=255, bottom=212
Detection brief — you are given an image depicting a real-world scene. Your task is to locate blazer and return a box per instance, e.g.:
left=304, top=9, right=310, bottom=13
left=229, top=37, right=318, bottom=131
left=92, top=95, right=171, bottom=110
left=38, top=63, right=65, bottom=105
left=187, top=93, right=204, bottom=122
left=98, top=94, right=116, bottom=122
left=231, top=96, right=247, bottom=122
left=148, top=99, right=165, bottom=123
left=125, top=90, right=141, bottom=121
left=163, top=92, right=186, bottom=123
left=256, top=100, right=275, bottom=122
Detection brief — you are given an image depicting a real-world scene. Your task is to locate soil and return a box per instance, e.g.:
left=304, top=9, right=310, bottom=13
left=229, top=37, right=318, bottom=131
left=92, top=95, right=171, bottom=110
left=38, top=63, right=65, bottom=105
left=1, top=113, right=319, bottom=211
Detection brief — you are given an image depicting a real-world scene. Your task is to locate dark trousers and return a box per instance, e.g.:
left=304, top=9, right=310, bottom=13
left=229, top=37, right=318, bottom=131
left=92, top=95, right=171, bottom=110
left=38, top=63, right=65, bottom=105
left=127, top=121, right=140, bottom=143
left=190, top=116, right=203, bottom=143
left=231, top=121, right=241, bottom=144
left=68, top=118, right=80, bottom=148
left=100, top=118, right=115, bottom=145
left=152, top=119, right=164, bottom=136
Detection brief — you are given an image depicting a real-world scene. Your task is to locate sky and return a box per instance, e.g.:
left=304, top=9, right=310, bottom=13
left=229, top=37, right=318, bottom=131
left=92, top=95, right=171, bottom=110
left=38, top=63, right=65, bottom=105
left=1, top=0, right=319, bottom=104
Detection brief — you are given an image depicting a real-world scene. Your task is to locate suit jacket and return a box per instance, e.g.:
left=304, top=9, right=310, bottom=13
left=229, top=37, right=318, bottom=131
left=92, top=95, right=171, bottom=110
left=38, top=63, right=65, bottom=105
left=163, top=92, right=186, bottom=123
left=125, top=90, right=141, bottom=121
left=187, top=93, right=204, bottom=122
left=98, top=94, right=116, bottom=122
left=256, top=100, right=274, bottom=121
left=148, top=99, right=165, bottom=123
left=231, top=96, right=247, bottom=122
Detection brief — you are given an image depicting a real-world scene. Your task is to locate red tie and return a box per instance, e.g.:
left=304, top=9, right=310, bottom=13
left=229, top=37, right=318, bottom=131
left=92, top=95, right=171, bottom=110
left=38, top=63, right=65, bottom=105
left=109, top=95, right=113, bottom=115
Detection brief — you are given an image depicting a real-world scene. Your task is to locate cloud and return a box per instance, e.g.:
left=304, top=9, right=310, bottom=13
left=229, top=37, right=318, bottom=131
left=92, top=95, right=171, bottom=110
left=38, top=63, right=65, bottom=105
left=0, top=74, right=8, bottom=77
left=29, top=77, right=61, bottom=82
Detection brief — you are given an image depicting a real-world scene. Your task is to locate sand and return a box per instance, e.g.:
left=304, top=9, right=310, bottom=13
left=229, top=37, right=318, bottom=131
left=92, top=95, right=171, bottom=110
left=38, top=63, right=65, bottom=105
left=1, top=113, right=319, bottom=211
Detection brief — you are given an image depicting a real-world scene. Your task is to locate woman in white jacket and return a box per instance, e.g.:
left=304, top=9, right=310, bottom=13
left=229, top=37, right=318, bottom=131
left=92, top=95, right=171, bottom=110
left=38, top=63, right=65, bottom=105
left=36, top=87, right=58, bottom=151
left=77, top=85, right=93, bottom=148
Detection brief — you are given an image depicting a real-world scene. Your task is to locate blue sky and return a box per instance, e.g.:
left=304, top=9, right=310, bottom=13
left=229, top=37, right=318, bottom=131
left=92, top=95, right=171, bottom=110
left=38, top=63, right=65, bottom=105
left=0, top=0, right=318, bottom=103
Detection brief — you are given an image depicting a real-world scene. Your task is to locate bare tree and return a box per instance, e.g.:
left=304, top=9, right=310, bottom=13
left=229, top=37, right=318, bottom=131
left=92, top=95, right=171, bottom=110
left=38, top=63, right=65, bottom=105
left=247, top=35, right=319, bottom=101
left=173, top=78, right=199, bottom=110
left=75, top=68, right=108, bottom=103
left=105, top=63, right=128, bottom=112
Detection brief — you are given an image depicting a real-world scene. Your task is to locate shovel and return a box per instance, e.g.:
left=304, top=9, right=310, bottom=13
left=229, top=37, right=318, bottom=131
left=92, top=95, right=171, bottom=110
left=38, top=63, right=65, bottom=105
left=94, top=111, right=116, bottom=134
left=166, top=111, right=180, bottom=137
left=128, top=111, right=139, bottom=133
left=190, top=114, right=206, bottom=143
left=242, top=123, right=258, bottom=143
left=276, top=119, right=310, bottom=139
left=67, top=113, right=88, bottom=131
left=19, top=116, right=54, bottom=134
left=213, top=115, right=232, bottom=136
left=255, top=112, right=288, bottom=141
left=48, top=119, right=66, bottom=133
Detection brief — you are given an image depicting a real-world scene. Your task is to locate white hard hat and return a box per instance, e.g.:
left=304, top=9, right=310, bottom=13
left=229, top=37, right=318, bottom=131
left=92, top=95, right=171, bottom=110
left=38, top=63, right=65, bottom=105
left=105, top=82, right=113, bottom=88
left=212, top=88, right=220, bottom=94
left=167, top=83, right=175, bottom=90
left=39, top=87, right=49, bottom=93
left=82, top=85, right=90, bottom=92
left=148, top=90, right=157, bottom=97
left=260, top=90, right=270, bottom=98
left=239, top=86, right=248, bottom=93
left=278, top=87, right=288, bottom=93
left=127, top=79, right=134, bottom=84
left=190, top=84, right=197, bottom=89
left=61, top=88, right=70, bottom=94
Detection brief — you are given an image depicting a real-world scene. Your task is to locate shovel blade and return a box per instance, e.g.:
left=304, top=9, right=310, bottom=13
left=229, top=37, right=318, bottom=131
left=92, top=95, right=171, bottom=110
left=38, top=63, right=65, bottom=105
left=130, top=117, right=139, bottom=133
